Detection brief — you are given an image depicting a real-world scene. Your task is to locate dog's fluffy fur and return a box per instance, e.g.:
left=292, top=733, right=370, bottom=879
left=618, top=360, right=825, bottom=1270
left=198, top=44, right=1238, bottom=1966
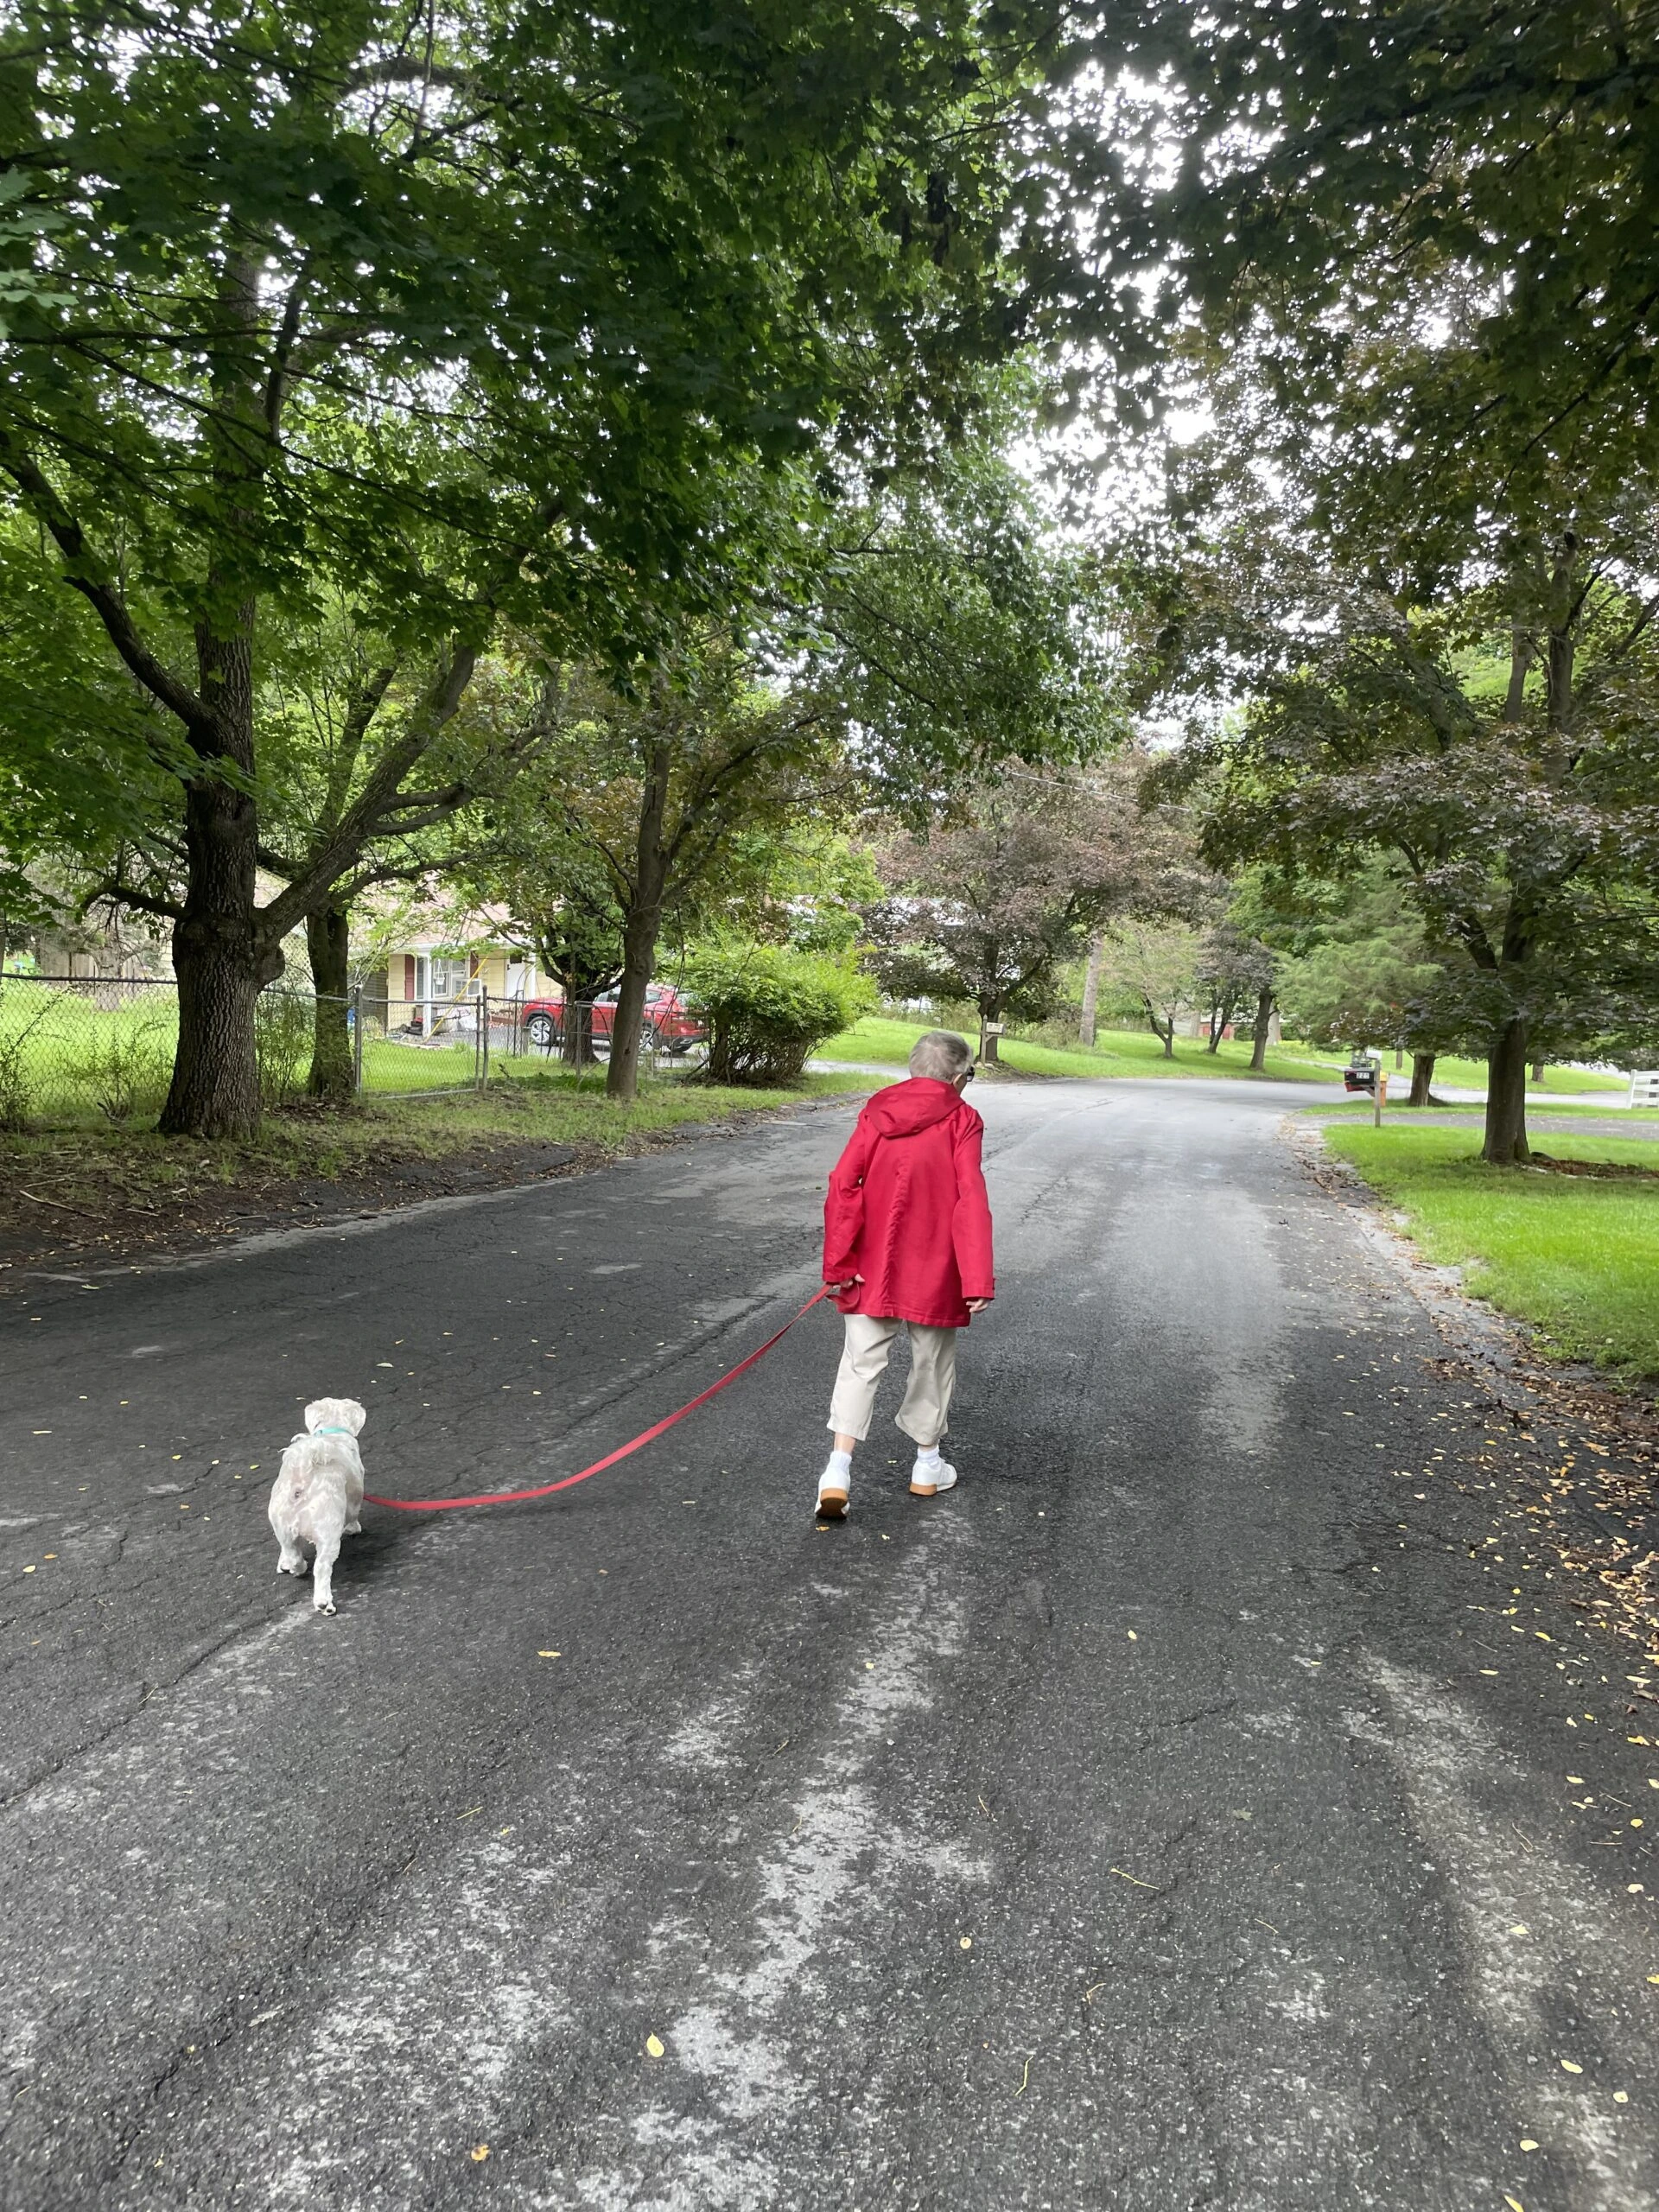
left=268, top=1397, right=366, bottom=1615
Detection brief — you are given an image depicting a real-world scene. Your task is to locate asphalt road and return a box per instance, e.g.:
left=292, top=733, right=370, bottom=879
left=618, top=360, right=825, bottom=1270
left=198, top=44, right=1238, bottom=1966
left=3, top=1077, right=1656, bottom=2212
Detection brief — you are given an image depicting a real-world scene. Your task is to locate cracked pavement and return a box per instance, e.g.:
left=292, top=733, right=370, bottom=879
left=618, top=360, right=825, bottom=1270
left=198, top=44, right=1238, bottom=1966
left=3, top=1077, right=1656, bottom=2209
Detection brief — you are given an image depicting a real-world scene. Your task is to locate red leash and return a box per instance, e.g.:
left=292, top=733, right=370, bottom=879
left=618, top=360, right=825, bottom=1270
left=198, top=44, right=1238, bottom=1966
left=362, top=1287, right=831, bottom=1513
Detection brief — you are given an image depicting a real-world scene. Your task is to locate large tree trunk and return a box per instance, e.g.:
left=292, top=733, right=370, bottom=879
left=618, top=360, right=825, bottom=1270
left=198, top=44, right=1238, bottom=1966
left=1482, top=1019, right=1531, bottom=1164
left=160, top=260, right=270, bottom=1140
left=1079, top=936, right=1103, bottom=1048
left=607, top=741, right=671, bottom=1103
left=306, top=902, right=354, bottom=1102
left=561, top=988, right=599, bottom=1070
left=159, top=613, right=267, bottom=1138
left=1503, top=625, right=1530, bottom=721
left=534, top=933, right=602, bottom=1067
left=1249, top=986, right=1273, bottom=1071
left=1408, top=1052, right=1437, bottom=1108
left=608, top=909, right=662, bottom=1100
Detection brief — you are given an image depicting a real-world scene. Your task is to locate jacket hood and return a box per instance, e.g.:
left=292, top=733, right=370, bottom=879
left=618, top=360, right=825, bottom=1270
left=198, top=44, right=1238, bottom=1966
left=862, top=1077, right=968, bottom=1138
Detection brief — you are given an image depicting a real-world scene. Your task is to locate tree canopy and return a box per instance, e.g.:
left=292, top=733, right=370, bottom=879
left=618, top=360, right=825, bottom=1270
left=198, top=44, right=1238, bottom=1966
left=0, top=0, right=1149, bottom=1131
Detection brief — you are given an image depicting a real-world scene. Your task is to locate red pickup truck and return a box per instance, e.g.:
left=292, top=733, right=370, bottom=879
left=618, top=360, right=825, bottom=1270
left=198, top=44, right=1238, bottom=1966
left=521, top=984, right=704, bottom=1056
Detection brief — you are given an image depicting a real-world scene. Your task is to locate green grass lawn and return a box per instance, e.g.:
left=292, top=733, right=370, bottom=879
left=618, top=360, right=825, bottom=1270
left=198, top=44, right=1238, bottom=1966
left=1363, top=1052, right=1625, bottom=1093
left=1326, top=1122, right=1659, bottom=1377
left=0, top=1064, right=874, bottom=1208
left=0, top=976, right=181, bottom=1126
left=817, top=1014, right=1342, bottom=1084
left=1308, top=1098, right=1659, bottom=1123
left=0, top=976, right=742, bottom=1122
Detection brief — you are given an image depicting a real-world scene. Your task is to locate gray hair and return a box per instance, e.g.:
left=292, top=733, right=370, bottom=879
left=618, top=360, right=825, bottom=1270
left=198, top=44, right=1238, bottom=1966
left=908, top=1029, right=973, bottom=1083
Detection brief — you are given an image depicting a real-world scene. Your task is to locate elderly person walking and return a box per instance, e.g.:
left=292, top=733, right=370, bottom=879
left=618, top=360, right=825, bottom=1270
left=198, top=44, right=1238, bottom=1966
left=815, top=1030, right=995, bottom=1518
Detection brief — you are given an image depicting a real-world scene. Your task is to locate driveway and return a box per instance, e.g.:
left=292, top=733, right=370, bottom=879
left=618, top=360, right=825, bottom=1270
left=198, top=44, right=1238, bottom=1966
left=3, top=1078, right=1654, bottom=2209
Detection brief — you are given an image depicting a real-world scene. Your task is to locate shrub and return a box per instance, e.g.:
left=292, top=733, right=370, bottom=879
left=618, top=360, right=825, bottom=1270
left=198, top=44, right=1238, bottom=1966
left=0, top=1027, right=34, bottom=1131
left=255, top=988, right=314, bottom=1107
left=1013, top=1008, right=1085, bottom=1050
left=0, top=991, right=56, bottom=1130
left=69, top=1030, right=172, bottom=1122
left=685, top=943, right=875, bottom=1086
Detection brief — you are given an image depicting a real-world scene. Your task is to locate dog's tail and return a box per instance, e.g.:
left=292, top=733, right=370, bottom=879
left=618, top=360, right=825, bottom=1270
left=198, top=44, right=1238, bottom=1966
left=277, top=1434, right=353, bottom=1510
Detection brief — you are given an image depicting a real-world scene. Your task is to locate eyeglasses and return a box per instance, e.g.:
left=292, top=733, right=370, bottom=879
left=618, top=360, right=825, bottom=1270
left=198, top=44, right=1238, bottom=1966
left=963, top=1064, right=976, bottom=1082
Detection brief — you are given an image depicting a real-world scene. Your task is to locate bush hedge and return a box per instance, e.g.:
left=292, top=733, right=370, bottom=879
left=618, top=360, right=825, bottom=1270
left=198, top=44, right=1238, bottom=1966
left=685, top=943, right=875, bottom=1086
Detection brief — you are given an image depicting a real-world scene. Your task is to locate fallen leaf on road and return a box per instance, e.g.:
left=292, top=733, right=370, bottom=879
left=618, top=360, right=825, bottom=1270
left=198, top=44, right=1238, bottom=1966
left=1560, top=2059, right=1583, bottom=2075
left=645, top=2034, right=665, bottom=2058
left=537, top=1649, right=560, bottom=1658
left=959, top=1936, right=972, bottom=1950
left=1504, top=2196, right=1524, bottom=2211
left=1109, top=1866, right=1155, bottom=1891
left=471, top=2145, right=490, bottom=2162
left=1520, top=2139, right=1538, bottom=2152
left=1615, top=2090, right=1629, bottom=2104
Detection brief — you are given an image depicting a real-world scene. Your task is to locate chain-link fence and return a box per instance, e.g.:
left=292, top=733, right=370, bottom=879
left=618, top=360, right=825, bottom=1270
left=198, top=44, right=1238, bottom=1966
left=0, top=975, right=704, bottom=1129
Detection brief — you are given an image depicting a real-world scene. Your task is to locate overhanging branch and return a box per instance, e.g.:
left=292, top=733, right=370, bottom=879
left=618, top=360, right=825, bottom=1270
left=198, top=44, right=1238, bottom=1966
left=0, top=429, right=219, bottom=753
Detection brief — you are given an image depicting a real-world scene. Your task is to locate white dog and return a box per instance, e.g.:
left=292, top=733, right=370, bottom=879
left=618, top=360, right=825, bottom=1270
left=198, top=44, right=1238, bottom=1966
left=268, top=1397, right=367, bottom=1616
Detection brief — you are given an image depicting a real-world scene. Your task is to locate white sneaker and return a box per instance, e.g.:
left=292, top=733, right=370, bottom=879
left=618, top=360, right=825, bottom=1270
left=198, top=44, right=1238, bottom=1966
left=910, top=1456, right=957, bottom=1497
left=816, top=1465, right=849, bottom=1519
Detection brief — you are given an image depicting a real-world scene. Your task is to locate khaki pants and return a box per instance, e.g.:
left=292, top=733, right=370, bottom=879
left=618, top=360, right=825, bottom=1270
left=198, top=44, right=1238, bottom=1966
left=828, top=1313, right=957, bottom=1446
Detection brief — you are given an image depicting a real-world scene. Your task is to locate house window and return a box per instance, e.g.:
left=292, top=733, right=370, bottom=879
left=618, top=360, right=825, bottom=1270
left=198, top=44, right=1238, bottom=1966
left=431, top=956, right=470, bottom=1001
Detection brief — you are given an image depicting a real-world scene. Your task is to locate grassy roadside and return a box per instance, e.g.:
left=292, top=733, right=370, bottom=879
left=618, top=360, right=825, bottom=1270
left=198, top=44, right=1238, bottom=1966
left=1309, top=1099, right=1659, bottom=1122
left=1324, top=1122, right=1659, bottom=1379
left=1395, top=1053, right=1625, bottom=1093
left=0, top=1067, right=878, bottom=1275
left=817, top=1014, right=1342, bottom=1084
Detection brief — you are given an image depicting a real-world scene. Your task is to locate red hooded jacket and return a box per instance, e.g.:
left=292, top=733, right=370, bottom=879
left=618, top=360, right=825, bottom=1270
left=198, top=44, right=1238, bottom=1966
left=823, top=1078, right=995, bottom=1328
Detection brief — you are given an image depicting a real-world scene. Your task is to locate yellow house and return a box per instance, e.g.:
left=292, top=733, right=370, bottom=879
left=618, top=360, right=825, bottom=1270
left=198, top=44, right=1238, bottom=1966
left=368, top=901, right=556, bottom=1033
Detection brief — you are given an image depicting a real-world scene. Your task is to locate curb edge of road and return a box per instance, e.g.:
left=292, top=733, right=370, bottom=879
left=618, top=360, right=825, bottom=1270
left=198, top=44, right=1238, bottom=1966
left=11, top=1092, right=870, bottom=1288
left=1287, top=1112, right=1659, bottom=1435
left=1287, top=1116, right=1549, bottom=1417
